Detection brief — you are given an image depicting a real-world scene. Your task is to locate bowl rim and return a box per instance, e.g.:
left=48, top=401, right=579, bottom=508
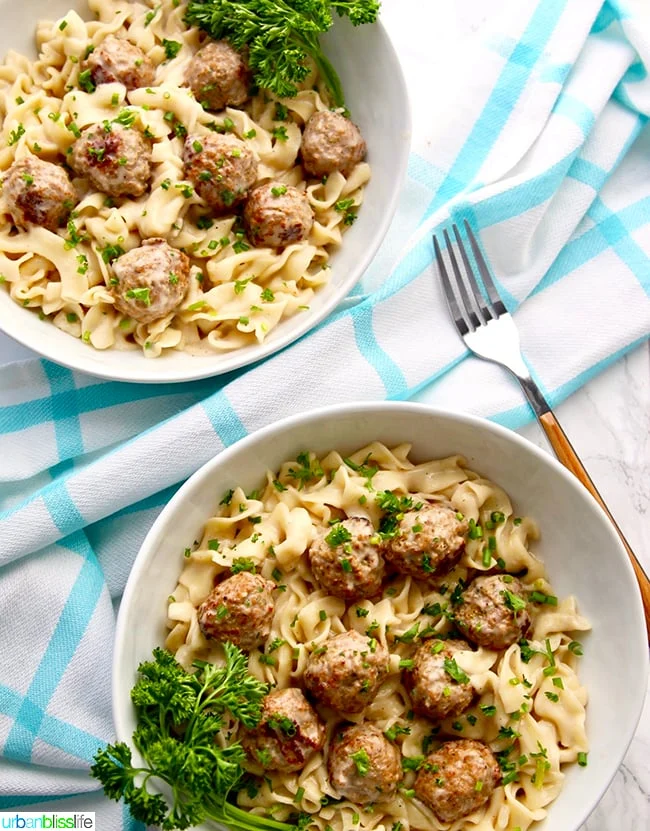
left=0, top=15, right=412, bottom=384
left=113, top=400, right=649, bottom=829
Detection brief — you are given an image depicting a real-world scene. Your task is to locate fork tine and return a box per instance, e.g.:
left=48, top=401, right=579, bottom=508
left=452, top=224, right=495, bottom=322
left=443, top=228, right=483, bottom=328
left=433, top=234, right=470, bottom=337
left=463, top=220, right=507, bottom=316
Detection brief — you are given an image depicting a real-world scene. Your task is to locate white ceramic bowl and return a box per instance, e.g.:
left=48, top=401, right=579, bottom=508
left=0, top=1, right=410, bottom=383
left=114, top=402, right=648, bottom=831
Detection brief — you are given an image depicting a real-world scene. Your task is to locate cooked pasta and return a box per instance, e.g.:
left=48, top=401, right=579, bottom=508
left=0, top=0, right=370, bottom=357
left=165, top=443, right=591, bottom=831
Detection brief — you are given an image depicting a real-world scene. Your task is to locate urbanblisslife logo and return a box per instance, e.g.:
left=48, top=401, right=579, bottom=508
left=0, top=815, right=95, bottom=829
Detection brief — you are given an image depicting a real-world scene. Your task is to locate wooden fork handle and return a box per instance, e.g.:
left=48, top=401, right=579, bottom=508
left=539, top=411, right=650, bottom=640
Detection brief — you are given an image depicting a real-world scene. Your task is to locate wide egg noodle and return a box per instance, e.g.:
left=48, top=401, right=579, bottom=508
left=165, top=444, right=591, bottom=831
left=0, top=0, right=369, bottom=356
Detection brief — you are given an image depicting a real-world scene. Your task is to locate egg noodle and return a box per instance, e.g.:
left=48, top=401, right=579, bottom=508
left=165, top=443, right=591, bottom=831
left=0, top=0, right=369, bottom=356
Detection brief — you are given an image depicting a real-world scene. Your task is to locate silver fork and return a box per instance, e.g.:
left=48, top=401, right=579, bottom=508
left=433, top=220, right=650, bottom=638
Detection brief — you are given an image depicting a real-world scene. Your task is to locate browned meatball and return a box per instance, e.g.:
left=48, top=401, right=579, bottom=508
left=243, top=182, right=314, bottom=248
left=415, top=740, right=500, bottom=823
left=308, top=517, right=384, bottom=601
left=241, top=688, right=326, bottom=772
left=454, top=574, right=531, bottom=650
left=301, top=111, right=366, bottom=178
left=384, top=503, right=468, bottom=583
left=70, top=123, right=151, bottom=198
left=183, top=133, right=257, bottom=213
left=3, top=157, right=76, bottom=231
left=303, top=630, right=389, bottom=714
left=110, top=238, right=190, bottom=324
left=328, top=724, right=401, bottom=803
left=84, top=35, right=155, bottom=91
left=185, top=40, right=250, bottom=111
left=197, top=571, right=275, bottom=651
left=406, top=639, right=475, bottom=722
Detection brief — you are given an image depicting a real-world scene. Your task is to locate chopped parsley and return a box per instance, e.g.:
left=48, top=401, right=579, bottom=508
left=343, top=454, right=378, bottom=489
left=162, top=39, right=182, bottom=60
left=443, top=657, right=470, bottom=685
left=78, top=69, right=96, bottom=93
left=8, top=124, right=25, bottom=146
left=99, top=243, right=125, bottom=263
left=287, top=451, right=324, bottom=489
left=267, top=714, right=295, bottom=736
left=384, top=724, right=410, bottom=742
left=334, top=197, right=357, bottom=225
left=530, top=590, right=558, bottom=605
left=272, top=126, right=288, bottom=142
left=350, top=748, right=370, bottom=777
left=231, top=557, right=256, bottom=574
left=271, top=185, right=287, bottom=197
left=502, top=589, right=527, bottom=613
left=375, top=490, right=414, bottom=540
left=274, top=102, right=289, bottom=121
left=125, top=287, right=152, bottom=306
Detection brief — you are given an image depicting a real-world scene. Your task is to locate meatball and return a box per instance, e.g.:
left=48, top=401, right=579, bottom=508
left=183, top=133, right=257, bottom=213
left=3, top=157, right=76, bottom=231
left=241, top=688, right=326, bottom=772
left=301, top=111, right=366, bottom=178
left=84, top=35, right=155, bottom=91
left=454, top=574, right=531, bottom=650
left=303, top=630, right=389, bottom=714
left=384, top=503, right=468, bottom=582
left=111, top=238, right=190, bottom=324
left=70, top=123, right=151, bottom=198
left=308, top=517, right=384, bottom=601
left=185, top=40, right=250, bottom=111
left=405, top=639, right=475, bottom=722
left=243, top=182, right=314, bottom=248
left=415, top=740, right=500, bottom=823
left=328, top=724, right=401, bottom=803
left=197, top=571, right=275, bottom=651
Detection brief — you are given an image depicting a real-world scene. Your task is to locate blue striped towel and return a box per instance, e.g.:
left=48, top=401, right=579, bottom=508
left=1, top=0, right=649, bottom=826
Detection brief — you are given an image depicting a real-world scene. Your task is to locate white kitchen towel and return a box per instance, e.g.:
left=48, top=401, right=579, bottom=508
left=1, top=0, right=649, bottom=826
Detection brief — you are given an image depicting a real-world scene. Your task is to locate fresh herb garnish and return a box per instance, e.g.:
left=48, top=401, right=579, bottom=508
left=343, top=454, right=378, bottom=489
left=374, top=490, right=414, bottom=540
left=287, top=451, right=324, bottom=489
left=78, top=68, right=96, bottom=93
left=8, top=124, right=25, bottom=146
left=90, top=646, right=296, bottom=830
left=350, top=748, right=370, bottom=776
left=184, top=0, right=380, bottom=108
left=163, top=39, right=182, bottom=60
left=443, top=657, right=470, bottom=685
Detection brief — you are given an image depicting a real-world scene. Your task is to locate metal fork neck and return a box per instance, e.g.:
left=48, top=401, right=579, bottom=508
left=509, top=369, right=551, bottom=418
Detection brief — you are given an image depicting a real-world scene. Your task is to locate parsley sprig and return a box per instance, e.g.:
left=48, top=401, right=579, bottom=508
left=184, top=0, right=380, bottom=108
left=91, top=646, right=296, bottom=830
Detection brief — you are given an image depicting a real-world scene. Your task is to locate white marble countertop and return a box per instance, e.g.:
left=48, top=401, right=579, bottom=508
left=0, top=0, right=648, bottom=827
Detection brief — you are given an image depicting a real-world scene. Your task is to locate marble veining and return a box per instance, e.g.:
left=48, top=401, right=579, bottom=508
left=518, top=344, right=650, bottom=830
